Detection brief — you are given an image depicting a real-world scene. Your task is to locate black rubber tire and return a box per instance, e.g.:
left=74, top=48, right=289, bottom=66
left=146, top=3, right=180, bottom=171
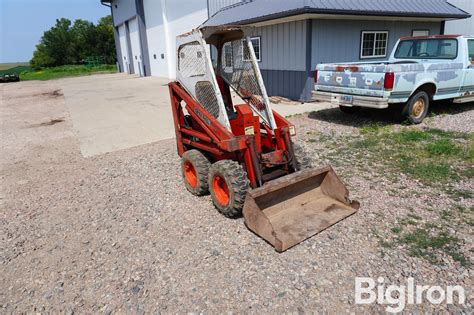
left=292, top=142, right=313, bottom=171
left=339, top=105, right=361, bottom=114
left=208, top=160, right=250, bottom=218
left=402, top=91, right=430, bottom=124
left=181, top=150, right=211, bottom=196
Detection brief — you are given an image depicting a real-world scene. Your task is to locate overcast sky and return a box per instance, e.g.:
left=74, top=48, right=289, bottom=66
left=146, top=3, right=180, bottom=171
left=0, top=0, right=110, bottom=63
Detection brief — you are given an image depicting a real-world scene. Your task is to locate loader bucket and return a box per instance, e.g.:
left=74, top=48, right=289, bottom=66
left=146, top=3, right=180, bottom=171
left=243, top=166, right=360, bottom=252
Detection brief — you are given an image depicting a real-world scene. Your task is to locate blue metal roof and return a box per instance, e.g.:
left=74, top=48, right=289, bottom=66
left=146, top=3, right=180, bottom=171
left=203, top=0, right=470, bottom=26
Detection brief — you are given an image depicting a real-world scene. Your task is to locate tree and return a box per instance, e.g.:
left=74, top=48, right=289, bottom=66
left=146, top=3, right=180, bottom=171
left=30, top=16, right=116, bottom=69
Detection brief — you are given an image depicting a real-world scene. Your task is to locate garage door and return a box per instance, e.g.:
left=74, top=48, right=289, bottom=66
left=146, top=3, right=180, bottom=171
left=143, top=0, right=169, bottom=77
left=128, top=18, right=143, bottom=76
left=118, top=24, right=130, bottom=74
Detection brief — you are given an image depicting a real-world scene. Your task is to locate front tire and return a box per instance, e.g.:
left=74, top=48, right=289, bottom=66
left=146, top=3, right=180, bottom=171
left=181, top=150, right=211, bottom=196
left=402, top=91, right=429, bottom=124
left=208, top=160, right=250, bottom=218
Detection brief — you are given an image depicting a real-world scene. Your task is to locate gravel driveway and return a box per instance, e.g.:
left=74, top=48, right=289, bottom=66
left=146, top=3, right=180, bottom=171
left=1, top=79, right=472, bottom=313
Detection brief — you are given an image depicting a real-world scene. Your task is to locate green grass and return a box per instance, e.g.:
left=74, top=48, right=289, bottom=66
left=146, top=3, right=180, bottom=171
left=0, top=65, right=32, bottom=76
left=398, top=225, right=469, bottom=266
left=20, top=65, right=117, bottom=81
left=343, top=127, right=473, bottom=184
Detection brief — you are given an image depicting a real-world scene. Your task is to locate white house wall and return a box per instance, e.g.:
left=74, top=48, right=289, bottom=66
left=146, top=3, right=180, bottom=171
left=111, top=0, right=137, bottom=26
left=445, top=0, right=474, bottom=35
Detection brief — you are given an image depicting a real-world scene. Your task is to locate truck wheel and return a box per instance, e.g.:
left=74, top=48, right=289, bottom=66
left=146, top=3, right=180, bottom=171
left=339, top=105, right=361, bottom=114
left=293, top=142, right=313, bottom=170
left=181, top=150, right=211, bottom=196
left=208, top=160, right=250, bottom=218
left=402, top=91, right=429, bottom=124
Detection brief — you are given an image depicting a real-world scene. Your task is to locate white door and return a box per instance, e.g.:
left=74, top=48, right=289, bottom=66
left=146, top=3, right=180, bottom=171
left=143, top=0, right=169, bottom=77
left=463, top=39, right=474, bottom=93
left=129, top=18, right=143, bottom=76
left=118, top=24, right=130, bottom=73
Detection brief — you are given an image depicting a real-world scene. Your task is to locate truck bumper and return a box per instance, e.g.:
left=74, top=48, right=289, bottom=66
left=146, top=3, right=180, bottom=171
left=312, top=91, right=389, bottom=109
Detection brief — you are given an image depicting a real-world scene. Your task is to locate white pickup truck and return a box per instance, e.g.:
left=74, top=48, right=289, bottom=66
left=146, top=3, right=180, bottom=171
left=313, top=35, right=474, bottom=123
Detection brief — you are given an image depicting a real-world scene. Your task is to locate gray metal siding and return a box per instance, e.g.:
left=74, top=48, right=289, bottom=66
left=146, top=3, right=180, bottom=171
left=311, top=20, right=442, bottom=68
left=250, top=20, right=306, bottom=71
left=208, top=0, right=242, bottom=17
left=261, top=70, right=307, bottom=100
left=111, top=0, right=137, bottom=26
left=445, top=0, right=474, bottom=35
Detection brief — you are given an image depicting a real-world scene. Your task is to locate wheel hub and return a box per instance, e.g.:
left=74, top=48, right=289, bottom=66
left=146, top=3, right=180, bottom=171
left=412, top=98, right=425, bottom=119
left=183, top=161, right=197, bottom=188
left=212, top=175, right=229, bottom=206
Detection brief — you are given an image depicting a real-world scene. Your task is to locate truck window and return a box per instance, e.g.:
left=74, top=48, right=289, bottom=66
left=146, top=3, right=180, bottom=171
left=469, top=40, right=474, bottom=62
left=394, top=39, right=458, bottom=59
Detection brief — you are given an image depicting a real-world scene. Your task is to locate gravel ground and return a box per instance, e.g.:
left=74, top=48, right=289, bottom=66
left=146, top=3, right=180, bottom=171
left=1, top=81, right=472, bottom=313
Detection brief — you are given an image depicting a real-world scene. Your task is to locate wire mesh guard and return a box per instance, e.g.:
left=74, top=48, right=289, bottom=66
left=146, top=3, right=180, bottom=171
left=178, top=41, right=206, bottom=77
left=220, top=39, right=272, bottom=126
left=178, top=41, right=221, bottom=120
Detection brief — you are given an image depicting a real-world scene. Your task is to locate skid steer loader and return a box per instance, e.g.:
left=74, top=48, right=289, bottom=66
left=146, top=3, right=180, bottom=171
left=169, top=26, right=359, bottom=252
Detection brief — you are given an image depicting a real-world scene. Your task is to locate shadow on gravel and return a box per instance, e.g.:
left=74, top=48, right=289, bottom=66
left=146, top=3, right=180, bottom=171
left=308, top=101, right=474, bottom=128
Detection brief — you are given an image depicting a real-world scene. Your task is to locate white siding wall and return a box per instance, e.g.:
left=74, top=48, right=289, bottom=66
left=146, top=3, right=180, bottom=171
left=118, top=24, right=130, bottom=74
left=111, top=0, right=137, bottom=26
left=143, top=0, right=208, bottom=78
left=446, top=0, right=474, bottom=35
left=129, top=18, right=143, bottom=76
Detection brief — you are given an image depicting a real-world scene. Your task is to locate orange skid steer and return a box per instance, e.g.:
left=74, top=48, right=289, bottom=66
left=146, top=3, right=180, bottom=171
left=169, top=26, right=359, bottom=252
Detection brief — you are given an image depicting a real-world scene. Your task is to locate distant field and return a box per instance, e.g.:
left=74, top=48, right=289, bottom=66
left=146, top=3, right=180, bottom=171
left=20, top=65, right=117, bottom=81
left=0, top=62, right=29, bottom=71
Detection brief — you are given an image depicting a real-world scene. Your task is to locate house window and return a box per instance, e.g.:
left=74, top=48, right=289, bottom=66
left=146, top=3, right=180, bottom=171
left=412, top=30, right=430, bottom=37
left=243, top=37, right=261, bottom=62
left=361, top=31, right=388, bottom=58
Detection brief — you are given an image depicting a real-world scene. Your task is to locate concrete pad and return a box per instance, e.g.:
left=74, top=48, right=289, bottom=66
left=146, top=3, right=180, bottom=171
left=59, top=73, right=173, bottom=157
left=59, top=73, right=334, bottom=157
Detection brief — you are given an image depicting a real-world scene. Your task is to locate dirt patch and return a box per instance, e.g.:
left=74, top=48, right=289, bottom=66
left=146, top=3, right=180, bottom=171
left=26, top=118, right=66, bottom=128
left=41, top=89, right=63, bottom=98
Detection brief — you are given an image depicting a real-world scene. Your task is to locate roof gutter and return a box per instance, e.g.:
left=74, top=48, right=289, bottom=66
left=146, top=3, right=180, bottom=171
left=224, top=7, right=471, bottom=26
left=100, top=0, right=111, bottom=7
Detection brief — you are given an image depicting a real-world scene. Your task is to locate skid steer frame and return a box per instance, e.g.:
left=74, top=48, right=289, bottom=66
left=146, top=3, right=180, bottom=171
left=169, top=81, right=297, bottom=189
left=168, top=26, right=359, bottom=252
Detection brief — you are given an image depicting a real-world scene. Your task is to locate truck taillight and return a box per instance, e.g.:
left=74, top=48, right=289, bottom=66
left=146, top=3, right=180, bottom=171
left=314, top=70, right=318, bottom=84
left=384, top=72, right=395, bottom=90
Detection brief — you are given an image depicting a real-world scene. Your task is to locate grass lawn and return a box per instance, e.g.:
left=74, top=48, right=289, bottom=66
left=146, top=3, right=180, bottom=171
left=306, top=122, right=473, bottom=266
left=20, top=65, right=117, bottom=81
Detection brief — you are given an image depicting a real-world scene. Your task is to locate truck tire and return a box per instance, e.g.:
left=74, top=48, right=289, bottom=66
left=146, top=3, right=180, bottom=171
left=339, top=105, right=361, bottom=114
left=293, top=142, right=313, bottom=170
left=402, top=91, right=429, bottom=124
left=208, top=160, right=250, bottom=218
left=181, top=150, right=211, bottom=196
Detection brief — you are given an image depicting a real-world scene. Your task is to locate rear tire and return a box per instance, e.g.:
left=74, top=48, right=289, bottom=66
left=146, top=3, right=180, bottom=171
left=293, top=142, right=313, bottom=170
left=339, top=105, right=361, bottom=114
left=402, top=91, right=429, bottom=124
left=181, top=150, right=211, bottom=196
left=208, top=160, right=250, bottom=218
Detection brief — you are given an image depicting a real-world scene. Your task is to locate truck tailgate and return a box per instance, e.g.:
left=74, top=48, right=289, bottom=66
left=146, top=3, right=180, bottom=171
left=315, top=64, right=388, bottom=98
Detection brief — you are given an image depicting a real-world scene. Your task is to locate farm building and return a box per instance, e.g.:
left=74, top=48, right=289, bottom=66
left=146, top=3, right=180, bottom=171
left=101, top=0, right=470, bottom=101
